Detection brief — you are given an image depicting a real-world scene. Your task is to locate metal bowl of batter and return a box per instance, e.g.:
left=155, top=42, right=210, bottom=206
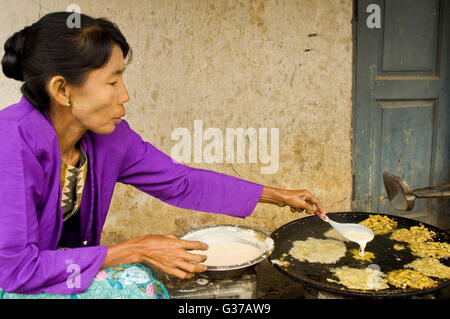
left=181, top=224, right=274, bottom=279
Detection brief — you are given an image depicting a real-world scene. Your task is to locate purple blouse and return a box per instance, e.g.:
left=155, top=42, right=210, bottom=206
left=0, top=96, right=263, bottom=295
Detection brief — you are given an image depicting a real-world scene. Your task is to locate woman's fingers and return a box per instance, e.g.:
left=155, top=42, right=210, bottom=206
left=164, top=234, right=177, bottom=239
left=302, top=201, right=317, bottom=214
left=163, top=235, right=208, bottom=251
left=143, top=256, right=195, bottom=279
left=180, top=239, right=209, bottom=251
left=178, top=240, right=208, bottom=269
left=308, top=195, right=327, bottom=214
left=183, top=250, right=207, bottom=264
left=143, top=252, right=207, bottom=279
left=174, top=258, right=207, bottom=273
left=291, top=198, right=316, bottom=214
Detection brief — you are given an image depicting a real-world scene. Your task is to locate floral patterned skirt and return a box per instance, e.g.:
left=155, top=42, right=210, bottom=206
left=0, top=263, right=170, bottom=299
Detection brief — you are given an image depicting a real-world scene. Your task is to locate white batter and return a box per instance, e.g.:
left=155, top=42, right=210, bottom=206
left=343, top=232, right=373, bottom=256
left=192, top=242, right=263, bottom=267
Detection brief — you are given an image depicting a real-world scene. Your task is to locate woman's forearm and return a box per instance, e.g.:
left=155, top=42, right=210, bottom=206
left=258, top=186, right=288, bottom=207
left=101, top=238, right=141, bottom=269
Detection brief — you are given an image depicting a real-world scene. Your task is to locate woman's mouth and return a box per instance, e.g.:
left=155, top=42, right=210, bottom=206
left=112, top=114, right=125, bottom=124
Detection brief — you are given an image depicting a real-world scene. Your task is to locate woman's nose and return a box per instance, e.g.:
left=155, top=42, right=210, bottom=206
left=119, top=82, right=130, bottom=105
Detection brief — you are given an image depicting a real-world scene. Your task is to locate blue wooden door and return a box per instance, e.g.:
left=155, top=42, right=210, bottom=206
left=352, top=0, right=450, bottom=228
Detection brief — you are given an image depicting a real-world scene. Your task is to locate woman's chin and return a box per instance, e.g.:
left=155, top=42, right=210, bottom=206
left=91, top=123, right=117, bottom=135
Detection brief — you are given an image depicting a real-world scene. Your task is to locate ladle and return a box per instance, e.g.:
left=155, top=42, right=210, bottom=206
left=315, top=211, right=374, bottom=255
left=382, top=172, right=450, bottom=211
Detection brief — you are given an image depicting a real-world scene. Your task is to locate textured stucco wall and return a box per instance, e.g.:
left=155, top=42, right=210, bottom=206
left=0, top=0, right=354, bottom=245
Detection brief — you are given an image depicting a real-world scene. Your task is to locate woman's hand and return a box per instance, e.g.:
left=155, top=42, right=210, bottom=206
left=259, top=186, right=327, bottom=217
left=136, top=234, right=209, bottom=279
left=103, top=234, right=209, bottom=279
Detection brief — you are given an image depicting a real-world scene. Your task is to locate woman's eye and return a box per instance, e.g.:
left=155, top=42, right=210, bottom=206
left=109, top=81, right=117, bottom=86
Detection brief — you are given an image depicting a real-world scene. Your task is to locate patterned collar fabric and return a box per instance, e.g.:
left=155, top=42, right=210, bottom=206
left=59, top=146, right=88, bottom=222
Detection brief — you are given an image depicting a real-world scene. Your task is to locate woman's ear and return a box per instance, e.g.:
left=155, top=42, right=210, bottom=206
left=47, top=75, right=72, bottom=107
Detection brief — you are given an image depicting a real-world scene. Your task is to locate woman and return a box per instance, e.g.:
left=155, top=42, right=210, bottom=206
left=0, top=12, right=326, bottom=299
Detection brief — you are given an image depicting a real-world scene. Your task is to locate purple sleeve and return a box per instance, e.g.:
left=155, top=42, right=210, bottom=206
left=0, top=122, right=107, bottom=295
left=117, top=121, right=264, bottom=218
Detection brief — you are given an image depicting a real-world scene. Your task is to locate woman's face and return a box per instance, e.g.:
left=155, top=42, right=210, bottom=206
left=69, top=44, right=129, bottom=135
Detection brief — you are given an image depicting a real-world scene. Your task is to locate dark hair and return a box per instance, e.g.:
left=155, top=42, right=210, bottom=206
left=1, top=12, right=132, bottom=112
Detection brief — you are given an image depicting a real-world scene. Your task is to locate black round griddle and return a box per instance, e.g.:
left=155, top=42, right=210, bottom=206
left=269, top=212, right=450, bottom=298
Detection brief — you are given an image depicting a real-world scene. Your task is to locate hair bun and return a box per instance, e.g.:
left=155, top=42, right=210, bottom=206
left=1, top=27, right=30, bottom=81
